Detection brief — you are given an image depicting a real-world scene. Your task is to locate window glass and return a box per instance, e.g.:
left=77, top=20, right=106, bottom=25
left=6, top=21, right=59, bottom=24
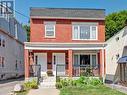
left=45, top=24, right=55, bottom=37
left=80, top=26, right=90, bottom=39
left=2, top=57, right=4, bottom=67
left=92, top=55, right=96, bottom=67
left=73, top=24, right=97, bottom=40
left=73, top=26, right=79, bottom=39
left=74, top=55, right=79, bottom=66
left=91, top=26, right=97, bottom=39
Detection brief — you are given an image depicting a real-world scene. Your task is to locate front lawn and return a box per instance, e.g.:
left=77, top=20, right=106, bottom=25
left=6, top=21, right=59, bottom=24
left=60, top=85, right=126, bottom=95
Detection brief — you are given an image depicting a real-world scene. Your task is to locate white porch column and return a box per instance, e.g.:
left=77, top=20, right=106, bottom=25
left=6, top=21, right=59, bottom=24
left=102, top=48, right=105, bottom=83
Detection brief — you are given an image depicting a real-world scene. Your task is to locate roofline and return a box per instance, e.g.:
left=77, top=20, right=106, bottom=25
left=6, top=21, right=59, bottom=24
left=30, top=16, right=105, bottom=20
left=25, top=42, right=106, bottom=45
left=0, top=28, right=24, bottom=45
left=30, top=7, right=106, bottom=11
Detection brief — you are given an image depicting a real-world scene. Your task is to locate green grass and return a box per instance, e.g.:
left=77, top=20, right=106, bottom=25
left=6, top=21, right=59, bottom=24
left=60, top=85, right=127, bottom=95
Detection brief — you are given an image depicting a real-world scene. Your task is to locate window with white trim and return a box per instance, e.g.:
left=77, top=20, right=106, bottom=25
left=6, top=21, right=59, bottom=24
left=72, top=23, right=98, bottom=40
left=45, top=22, right=55, bottom=38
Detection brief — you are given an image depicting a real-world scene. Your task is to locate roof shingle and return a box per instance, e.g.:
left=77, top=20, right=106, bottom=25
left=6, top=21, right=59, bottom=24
left=30, top=8, right=105, bottom=20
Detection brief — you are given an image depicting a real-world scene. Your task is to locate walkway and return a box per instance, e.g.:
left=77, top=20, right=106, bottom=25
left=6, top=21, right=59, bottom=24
left=27, top=88, right=60, bottom=95
left=106, top=84, right=127, bottom=94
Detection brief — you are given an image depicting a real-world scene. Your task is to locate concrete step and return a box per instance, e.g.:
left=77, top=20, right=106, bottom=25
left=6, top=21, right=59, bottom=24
left=39, top=77, right=56, bottom=88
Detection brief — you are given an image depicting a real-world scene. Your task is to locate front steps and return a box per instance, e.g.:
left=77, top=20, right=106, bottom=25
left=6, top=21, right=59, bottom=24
left=39, top=76, right=56, bottom=88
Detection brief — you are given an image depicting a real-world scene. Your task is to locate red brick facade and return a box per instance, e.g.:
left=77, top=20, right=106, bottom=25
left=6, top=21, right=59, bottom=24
left=30, top=19, right=105, bottom=43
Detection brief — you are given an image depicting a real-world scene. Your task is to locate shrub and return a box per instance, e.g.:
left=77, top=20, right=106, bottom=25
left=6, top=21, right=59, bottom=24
left=60, top=79, right=69, bottom=87
left=89, top=78, right=103, bottom=86
left=56, top=82, right=62, bottom=89
left=24, top=79, right=38, bottom=89
left=56, top=76, right=103, bottom=89
left=56, top=76, right=61, bottom=82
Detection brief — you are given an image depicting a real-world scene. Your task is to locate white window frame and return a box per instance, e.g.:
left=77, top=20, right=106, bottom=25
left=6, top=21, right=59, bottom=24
left=44, top=21, right=56, bottom=38
left=72, top=22, right=98, bottom=40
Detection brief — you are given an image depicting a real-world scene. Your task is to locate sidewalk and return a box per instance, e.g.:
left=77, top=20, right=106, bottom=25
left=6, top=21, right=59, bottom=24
left=27, top=88, right=60, bottom=95
left=105, top=84, right=127, bottom=94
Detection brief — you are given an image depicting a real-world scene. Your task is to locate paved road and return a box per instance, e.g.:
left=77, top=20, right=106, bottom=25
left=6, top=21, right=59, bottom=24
left=0, top=78, right=24, bottom=95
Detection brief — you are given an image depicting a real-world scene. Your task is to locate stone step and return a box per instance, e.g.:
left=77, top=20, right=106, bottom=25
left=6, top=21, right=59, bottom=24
left=39, top=85, right=56, bottom=88
left=40, top=82, right=56, bottom=88
left=39, top=77, right=56, bottom=88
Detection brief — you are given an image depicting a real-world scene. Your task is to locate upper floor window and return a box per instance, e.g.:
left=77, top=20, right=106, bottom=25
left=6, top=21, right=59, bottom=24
left=0, top=35, right=5, bottom=47
left=2, top=57, right=4, bottom=67
left=15, top=23, right=18, bottom=39
left=72, top=23, right=98, bottom=40
left=44, top=22, right=56, bottom=38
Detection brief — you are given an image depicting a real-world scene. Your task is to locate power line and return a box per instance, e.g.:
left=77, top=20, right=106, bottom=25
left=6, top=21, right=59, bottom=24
left=0, top=2, right=29, bottom=19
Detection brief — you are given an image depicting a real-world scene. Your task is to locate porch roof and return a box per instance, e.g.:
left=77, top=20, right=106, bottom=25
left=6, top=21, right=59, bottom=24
left=24, top=42, right=106, bottom=50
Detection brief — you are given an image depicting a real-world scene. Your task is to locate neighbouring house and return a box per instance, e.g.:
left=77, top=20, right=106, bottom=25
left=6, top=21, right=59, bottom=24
left=0, top=11, right=27, bottom=79
left=106, top=26, right=127, bottom=83
left=24, top=8, right=106, bottom=81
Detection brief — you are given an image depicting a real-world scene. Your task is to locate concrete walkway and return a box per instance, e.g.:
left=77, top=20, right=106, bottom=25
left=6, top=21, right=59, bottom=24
left=105, top=84, right=127, bottom=94
left=27, top=88, right=60, bottom=95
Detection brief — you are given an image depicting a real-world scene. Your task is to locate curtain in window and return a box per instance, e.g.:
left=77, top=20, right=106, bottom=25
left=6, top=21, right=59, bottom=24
left=73, top=26, right=79, bottom=39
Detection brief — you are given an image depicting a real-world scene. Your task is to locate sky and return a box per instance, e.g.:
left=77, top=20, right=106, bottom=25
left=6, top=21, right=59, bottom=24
left=15, top=0, right=127, bottom=24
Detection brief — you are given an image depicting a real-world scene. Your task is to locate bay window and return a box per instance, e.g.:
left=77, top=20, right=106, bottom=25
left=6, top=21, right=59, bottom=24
left=72, top=23, right=98, bottom=40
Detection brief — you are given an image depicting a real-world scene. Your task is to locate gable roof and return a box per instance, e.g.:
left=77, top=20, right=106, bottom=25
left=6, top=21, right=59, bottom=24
left=30, top=8, right=105, bottom=20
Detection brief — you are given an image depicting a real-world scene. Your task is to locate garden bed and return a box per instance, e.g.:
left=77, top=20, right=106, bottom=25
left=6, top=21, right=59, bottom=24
left=56, top=76, right=127, bottom=95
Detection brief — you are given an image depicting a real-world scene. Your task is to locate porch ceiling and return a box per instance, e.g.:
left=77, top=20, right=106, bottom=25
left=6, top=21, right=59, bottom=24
left=24, top=42, right=106, bottom=50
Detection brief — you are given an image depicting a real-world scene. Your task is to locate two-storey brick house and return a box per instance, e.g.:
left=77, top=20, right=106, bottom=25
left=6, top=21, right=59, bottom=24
left=24, top=8, right=106, bottom=81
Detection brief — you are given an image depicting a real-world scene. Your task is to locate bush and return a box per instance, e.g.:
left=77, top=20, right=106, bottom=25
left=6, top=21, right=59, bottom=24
left=56, top=76, right=61, bottom=82
left=56, top=82, right=63, bottom=89
left=56, top=76, right=103, bottom=89
left=24, top=79, right=38, bottom=89
left=89, top=78, right=103, bottom=86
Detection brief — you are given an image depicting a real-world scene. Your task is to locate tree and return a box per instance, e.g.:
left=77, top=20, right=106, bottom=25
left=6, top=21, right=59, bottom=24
left=23, top=25, right=30, bottom=42
left=106, top=10, right=127, bottom=40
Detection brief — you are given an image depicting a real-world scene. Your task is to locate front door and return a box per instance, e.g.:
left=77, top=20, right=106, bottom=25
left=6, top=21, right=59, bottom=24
left=34, top=53, right=47, bottom=76
left=52, top=53, right=65, bottom=76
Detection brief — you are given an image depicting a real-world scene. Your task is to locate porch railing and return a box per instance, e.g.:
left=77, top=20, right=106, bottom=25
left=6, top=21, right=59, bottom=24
left=56, top=64, right=100, bottom=77
left=73, top=64, right=100, bottom=77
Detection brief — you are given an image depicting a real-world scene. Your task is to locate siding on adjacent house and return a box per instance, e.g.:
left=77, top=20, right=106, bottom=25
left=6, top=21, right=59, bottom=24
left=0, top=17, right=27, bottom=80
left=105, top=26, right=127, bottom=82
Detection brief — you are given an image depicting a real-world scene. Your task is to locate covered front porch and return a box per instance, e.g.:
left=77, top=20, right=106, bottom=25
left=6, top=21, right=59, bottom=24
left=24, top=42, right=106, bottom=81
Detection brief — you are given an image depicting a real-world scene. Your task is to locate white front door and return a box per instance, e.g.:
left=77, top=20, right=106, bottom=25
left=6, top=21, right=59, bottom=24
left=34, top=53, right=47, bottom=76
left=52, top=53, right=65, bottom=76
